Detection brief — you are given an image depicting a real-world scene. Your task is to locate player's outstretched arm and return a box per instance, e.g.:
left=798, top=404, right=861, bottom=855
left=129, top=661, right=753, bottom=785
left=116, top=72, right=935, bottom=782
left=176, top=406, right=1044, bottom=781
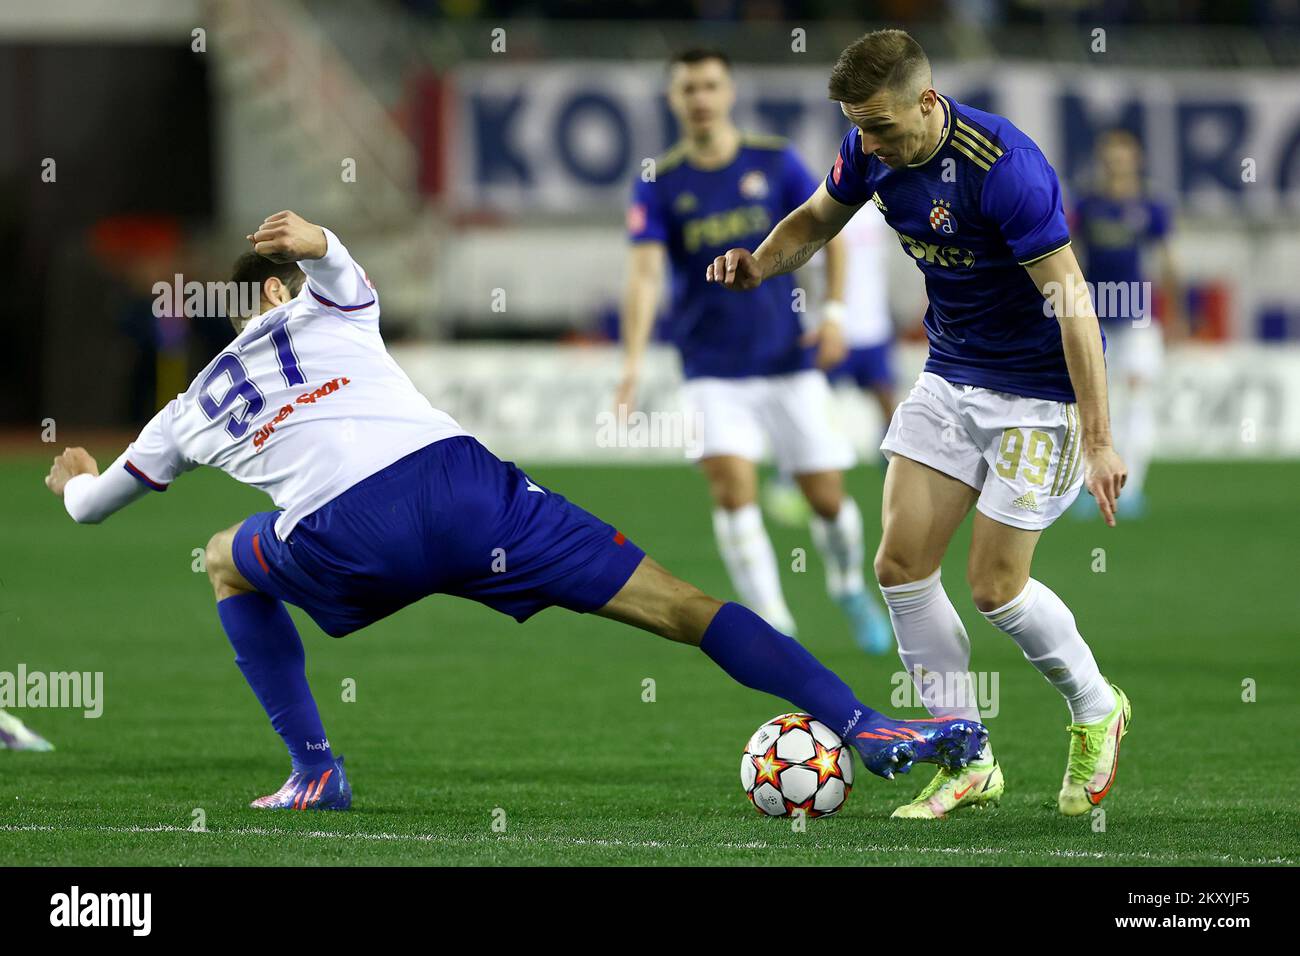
left=1026, top=246, right=1128, bottom=527
left=706, top=183, right=859, bottom=291
left=45, top=447, right=148, bottom=524
left=616, top=242, right=667, bottom=411
left=47, top=399, right=186, bottom=524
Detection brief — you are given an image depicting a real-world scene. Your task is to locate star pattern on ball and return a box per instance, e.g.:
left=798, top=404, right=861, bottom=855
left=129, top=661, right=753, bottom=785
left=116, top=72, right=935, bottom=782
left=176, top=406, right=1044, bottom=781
left=808, top=740, right=845, bottom=785
left=774, top=713, right=812, bottom=732
left=751, top=745, right=789, bottom=788
left=784, top=796, right=821, bottom=818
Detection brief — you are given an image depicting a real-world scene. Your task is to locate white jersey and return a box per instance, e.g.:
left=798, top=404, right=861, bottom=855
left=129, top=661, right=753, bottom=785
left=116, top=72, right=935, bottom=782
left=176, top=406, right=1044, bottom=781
left=113, top=229, right=465, bottom=540
left=839, top=205, right=892, bottom=348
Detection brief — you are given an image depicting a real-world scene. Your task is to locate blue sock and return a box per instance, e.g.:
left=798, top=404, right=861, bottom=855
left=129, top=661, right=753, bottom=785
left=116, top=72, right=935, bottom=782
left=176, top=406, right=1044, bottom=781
left=700, top=602, right=884, bottom=741
left=217, top=593, right=334, bottom=771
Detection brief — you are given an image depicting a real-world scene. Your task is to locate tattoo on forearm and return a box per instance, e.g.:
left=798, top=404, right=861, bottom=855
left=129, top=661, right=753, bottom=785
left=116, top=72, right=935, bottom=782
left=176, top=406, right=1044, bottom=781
left=771, top=242, right=821, bottom=275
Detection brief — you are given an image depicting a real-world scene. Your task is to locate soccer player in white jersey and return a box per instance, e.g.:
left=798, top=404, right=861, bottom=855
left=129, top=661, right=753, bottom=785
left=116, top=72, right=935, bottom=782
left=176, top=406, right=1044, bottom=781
left=45, top=210, right=986, bottom=809
left=708, top=30, right=1132, bottom=818
left=618, top=49, right=892, bottom=655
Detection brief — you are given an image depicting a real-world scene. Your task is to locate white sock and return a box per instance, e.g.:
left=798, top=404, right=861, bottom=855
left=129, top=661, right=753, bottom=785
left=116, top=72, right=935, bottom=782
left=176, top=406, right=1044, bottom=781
left=981, top=578, right=1114, bottom=724
left=712, top=505, right=797, bottom=635
left=879, top=570, right=987, bottom=744
left=809, top=495, right=866, bottom=598
left=1121, top=390, right=1155, bottom=495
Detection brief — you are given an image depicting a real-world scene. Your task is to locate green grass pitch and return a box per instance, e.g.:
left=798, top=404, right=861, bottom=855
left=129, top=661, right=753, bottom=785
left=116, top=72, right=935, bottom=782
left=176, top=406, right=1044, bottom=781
left=1, top=453, right=1297, bottom=866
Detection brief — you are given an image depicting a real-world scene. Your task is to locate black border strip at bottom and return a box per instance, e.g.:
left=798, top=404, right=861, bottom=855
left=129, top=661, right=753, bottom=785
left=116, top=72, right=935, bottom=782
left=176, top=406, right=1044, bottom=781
left=0, top=865, right=1290, bottom=940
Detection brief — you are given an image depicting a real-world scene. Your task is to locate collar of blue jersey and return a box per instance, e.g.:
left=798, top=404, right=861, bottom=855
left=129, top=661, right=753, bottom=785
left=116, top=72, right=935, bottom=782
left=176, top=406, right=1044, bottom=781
left=906, top=93, right=953, bottom=169
left=678, top=134, right=743, bottom=172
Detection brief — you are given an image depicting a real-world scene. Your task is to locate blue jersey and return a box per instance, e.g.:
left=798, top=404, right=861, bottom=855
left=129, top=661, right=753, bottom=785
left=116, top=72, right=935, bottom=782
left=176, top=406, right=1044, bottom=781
left=1073, top=192, right=1171, bottom=325
left=628, top=134, right=819, bottom=379
left=826, top=95, right=1078, bottom=403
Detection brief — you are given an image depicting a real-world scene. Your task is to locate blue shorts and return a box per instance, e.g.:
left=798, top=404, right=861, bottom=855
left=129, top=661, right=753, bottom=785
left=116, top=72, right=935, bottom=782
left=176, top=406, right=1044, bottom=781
left=232, top=437, right=645, bottom=636
left=829, top=343, right=895, bottom=390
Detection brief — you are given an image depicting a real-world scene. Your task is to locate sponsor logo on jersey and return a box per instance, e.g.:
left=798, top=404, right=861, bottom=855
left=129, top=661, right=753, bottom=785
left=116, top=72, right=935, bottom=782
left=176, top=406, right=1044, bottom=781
left=895, top=231, right=976, bottom=269
left=1085, top=215, right=1143, bottom=248
left=683, top=205, right=771, bottom=254
left=832, top=153, right=844, bottom=185
left=929, top=198, right=956, bottom=234
left=673, top=191, right=698, bottom=214
left=871, top=191, right=888, bottom=214
left=738, top=170, right=769, bottom=200
left=251, top=376, right=352, bottom=451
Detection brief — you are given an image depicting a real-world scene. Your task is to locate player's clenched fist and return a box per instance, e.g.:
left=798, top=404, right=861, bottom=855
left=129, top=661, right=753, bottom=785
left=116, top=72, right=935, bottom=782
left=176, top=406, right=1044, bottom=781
left=45, top=447, right=99, bottom=497
left=706, top=248, right=763, bottom=290
left=246, top=210, right=329, bottom=264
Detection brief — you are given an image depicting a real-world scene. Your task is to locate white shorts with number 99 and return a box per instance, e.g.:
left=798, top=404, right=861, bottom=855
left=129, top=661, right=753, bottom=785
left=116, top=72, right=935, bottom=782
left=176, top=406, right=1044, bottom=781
left=882, top=372, right=1085, bottom=531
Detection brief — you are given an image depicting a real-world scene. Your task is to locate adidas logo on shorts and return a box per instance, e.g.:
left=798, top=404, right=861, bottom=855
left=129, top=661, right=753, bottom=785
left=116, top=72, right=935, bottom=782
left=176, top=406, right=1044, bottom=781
left=1011, top=490, right=1039, bottom=512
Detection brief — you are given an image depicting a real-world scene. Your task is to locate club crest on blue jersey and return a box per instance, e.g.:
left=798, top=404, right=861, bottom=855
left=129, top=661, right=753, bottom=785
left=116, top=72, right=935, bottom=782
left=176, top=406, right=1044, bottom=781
left=929, top=198, right=956, bottom=234
left=738, top=170, right=769, bottom=199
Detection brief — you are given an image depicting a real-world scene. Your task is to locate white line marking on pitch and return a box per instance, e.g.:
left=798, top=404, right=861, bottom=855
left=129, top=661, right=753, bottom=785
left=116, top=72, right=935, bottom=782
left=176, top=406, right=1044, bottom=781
left=0, top=824, right=1292, bottom=865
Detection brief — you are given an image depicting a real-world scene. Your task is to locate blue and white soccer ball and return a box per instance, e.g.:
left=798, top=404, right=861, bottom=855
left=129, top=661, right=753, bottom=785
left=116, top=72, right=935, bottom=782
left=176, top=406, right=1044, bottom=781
left=740, top=713, right=853, bottom=817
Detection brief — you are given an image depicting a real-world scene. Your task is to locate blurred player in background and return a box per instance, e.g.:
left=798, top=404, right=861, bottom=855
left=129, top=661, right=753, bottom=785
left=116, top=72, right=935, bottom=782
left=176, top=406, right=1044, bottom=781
left=763, top=203, right=895, bottom=525
left=44, top=211, right=986, bottom=809
left=1071, top=129, right=1185, bottom=518
left=708, top=29, right=1132, bottom=819
left=0, top=710, right=53, bottom=751
left=827, top=200, right=898, bottom=452
left=618, top=48, right=892, bottom=654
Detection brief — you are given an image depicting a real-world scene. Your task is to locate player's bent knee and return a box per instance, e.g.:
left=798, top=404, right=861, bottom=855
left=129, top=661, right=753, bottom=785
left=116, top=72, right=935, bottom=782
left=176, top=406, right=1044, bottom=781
left=204, top=534, right=229, bottom=582
left=707, top=477, right=756, bottom=511
left=873, top=547, right=935, bottom=589
left=803, top=488, right=841, bottom=520
left=205, top=528, right=254, bottom=600
left=700, top=458, right=757, bottom=510
left=713, top=490, right=752, bottom=512
left=968, top=573, right=1026, bottom=614
left=795, top=472, right=842, bottom=519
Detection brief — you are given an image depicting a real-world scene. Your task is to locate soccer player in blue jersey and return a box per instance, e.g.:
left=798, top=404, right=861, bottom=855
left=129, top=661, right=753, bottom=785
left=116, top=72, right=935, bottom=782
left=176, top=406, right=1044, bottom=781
left=44, top=210, right=985, bottom=810
left=707, top=29, right=1131, bottom=818
left=617, top=48, right=892, bottom=655
left=1071, top=128, right=1185, bottom=518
